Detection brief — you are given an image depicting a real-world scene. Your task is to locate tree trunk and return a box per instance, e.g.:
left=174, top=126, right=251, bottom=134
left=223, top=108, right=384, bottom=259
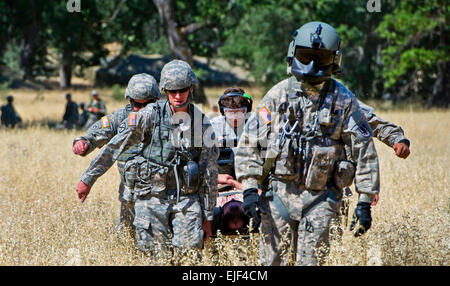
left=18, top=0, right=40, bottom=80
left=152, top=0, right=207, bottom=104
left=59, top=50, right=72, bottom=89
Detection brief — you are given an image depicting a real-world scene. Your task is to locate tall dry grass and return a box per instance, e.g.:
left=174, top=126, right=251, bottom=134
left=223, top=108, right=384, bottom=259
left=0, top=88, right=448, bottom=265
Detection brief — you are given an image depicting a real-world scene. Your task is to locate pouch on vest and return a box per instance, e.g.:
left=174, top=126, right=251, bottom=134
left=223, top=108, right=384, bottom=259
left=333, top=160, right=355, bottom=189
left=180, top=160, right=199, bottom=194
left=273, top=138, right=302, bottom=176
left=305, top=145, right=339, bottom=191
left=124, top=157, right=169, bottom=196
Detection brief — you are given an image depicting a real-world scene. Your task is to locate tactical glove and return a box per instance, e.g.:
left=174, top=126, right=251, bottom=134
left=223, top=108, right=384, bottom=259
left=242, top=188, right=267, bottom=231
left=349, top=202, right=372, bottom=237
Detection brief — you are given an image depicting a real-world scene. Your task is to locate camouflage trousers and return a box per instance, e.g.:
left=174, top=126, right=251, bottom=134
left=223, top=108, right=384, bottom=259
left=116, top=164, right=136, bottom=234
left=259, top=179, right=340, bottom=266
left=133, top=192, right=203, bottom=253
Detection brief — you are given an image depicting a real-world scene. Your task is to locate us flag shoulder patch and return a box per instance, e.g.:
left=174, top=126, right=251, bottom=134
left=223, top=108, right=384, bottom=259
left=258, top=106, right=272, bottom=125
left=101, top=116, right=110, bottom=128
left=128, top=113, right=137, bottom=126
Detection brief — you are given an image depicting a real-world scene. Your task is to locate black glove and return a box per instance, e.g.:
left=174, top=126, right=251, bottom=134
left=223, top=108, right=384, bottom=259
left=349, top=202, right=372, bottom=237
left=242, top=188, right=267, bottom=231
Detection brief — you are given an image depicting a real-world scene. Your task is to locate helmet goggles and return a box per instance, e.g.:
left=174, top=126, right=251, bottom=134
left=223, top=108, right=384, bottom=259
left=295, top=47, right=335, bottom=67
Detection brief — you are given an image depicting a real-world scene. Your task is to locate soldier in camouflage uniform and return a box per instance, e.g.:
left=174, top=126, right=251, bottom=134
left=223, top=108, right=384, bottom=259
left=286, top=32, right=411, bottom=210
left=75, top=60, right=218, bottom=253
left=84, top=90, right=107, bottom=128
left=72, top=73, right=161, bottom=234
left=235, top=21, right=382, bottom=266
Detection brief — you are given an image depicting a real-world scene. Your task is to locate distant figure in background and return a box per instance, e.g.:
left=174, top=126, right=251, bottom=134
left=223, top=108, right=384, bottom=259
left=208, top=105, right=220, bottom=119
left=1, top=95, right=22, bottom=128
left=84, top=90, right=106, bottom=128
left=77, top=102, right=88, bottom=129
left=61, top=93, right=79, bottom=130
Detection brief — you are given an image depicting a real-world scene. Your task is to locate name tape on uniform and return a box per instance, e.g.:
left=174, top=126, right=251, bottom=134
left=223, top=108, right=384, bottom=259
left=258, top=107, right=272, bottom=125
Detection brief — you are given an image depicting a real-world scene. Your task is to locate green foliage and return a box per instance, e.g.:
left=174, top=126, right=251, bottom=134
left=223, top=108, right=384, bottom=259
left=111, top=84, right=124, bottom=101
left=0, top=0, right=447, bottom=106
left=1, top=42, right=21, bottom=78
left=376, top=0, right=449, bottom=92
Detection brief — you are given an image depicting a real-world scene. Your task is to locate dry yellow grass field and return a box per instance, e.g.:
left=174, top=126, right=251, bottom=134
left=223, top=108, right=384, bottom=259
left=0, top=87, right=449, bottom=265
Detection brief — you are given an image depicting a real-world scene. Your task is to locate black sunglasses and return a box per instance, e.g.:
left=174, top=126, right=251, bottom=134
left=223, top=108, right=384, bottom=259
left=165, top=87, right=190, bottom=94
left=130, top=98, right=153, bottom=108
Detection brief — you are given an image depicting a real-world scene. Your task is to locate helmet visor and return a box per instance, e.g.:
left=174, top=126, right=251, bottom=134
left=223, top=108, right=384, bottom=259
left=295, top=47, right=335, bottom=67
left=219, top=96, right=250, bottom=109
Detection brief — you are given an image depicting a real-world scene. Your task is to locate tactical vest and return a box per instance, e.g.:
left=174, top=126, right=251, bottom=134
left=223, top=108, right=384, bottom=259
left=124, top=101, right=202, bottom=198
left=267, top=77, right=353, bottom=191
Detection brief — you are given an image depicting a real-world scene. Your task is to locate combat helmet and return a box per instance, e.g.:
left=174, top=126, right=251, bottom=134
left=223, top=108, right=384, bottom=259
left=287, top=21, right=342, bottom=84
left=125, top=73, right=161, bottom=101
left=159, top=60, right=199, bottom=92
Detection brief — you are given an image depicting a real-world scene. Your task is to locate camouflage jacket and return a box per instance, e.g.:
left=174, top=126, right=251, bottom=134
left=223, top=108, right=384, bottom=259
left=358, top=101, right=410, bottom=148
left=80, top=101, right=219, bottom=220
left=73, top=104, right=143, bottom=165
left=235, top=77, right=380, bottom=203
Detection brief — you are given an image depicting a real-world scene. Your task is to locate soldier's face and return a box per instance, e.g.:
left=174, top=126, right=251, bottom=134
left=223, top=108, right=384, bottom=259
left=165, top=87, right=191, bottom=110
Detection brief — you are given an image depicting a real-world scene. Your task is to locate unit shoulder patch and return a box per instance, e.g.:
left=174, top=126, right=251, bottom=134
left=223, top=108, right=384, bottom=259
left=258, top=106, right=272, bottom=125
left=128, top=113, right=137, bottom=126
left=101, top=116, right=110, bottom=128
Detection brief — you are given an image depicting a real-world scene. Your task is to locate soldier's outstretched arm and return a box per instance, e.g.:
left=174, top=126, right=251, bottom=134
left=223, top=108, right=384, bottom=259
left=358, top=100, right=410, bottom=158
left=76, top=107, right=153, bottom=202
left=73, top=108, right=125, bottom=156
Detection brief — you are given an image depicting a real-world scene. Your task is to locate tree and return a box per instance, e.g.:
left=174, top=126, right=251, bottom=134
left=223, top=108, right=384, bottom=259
left=219, top=0, right=391, bottom=98
left=376, top=0, right=449, bottom=107
left=151, top=0, right=249, bottom=103
left=43, top=0, right=108, bottom=89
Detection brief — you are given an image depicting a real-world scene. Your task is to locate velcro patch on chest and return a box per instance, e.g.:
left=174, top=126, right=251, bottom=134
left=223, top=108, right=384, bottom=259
left=128, top=113, right=137, bottom=126
left=101, top=116, right=110, bottom=128
left=258, top=106, right=272, bottom=125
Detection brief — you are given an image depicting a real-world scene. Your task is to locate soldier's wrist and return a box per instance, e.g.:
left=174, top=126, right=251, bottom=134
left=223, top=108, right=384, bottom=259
left=398, top=139, right=410, bottom=147
left=358, top=193, right=375, bottom=204
left=80, top=174, right=95, bottom=188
